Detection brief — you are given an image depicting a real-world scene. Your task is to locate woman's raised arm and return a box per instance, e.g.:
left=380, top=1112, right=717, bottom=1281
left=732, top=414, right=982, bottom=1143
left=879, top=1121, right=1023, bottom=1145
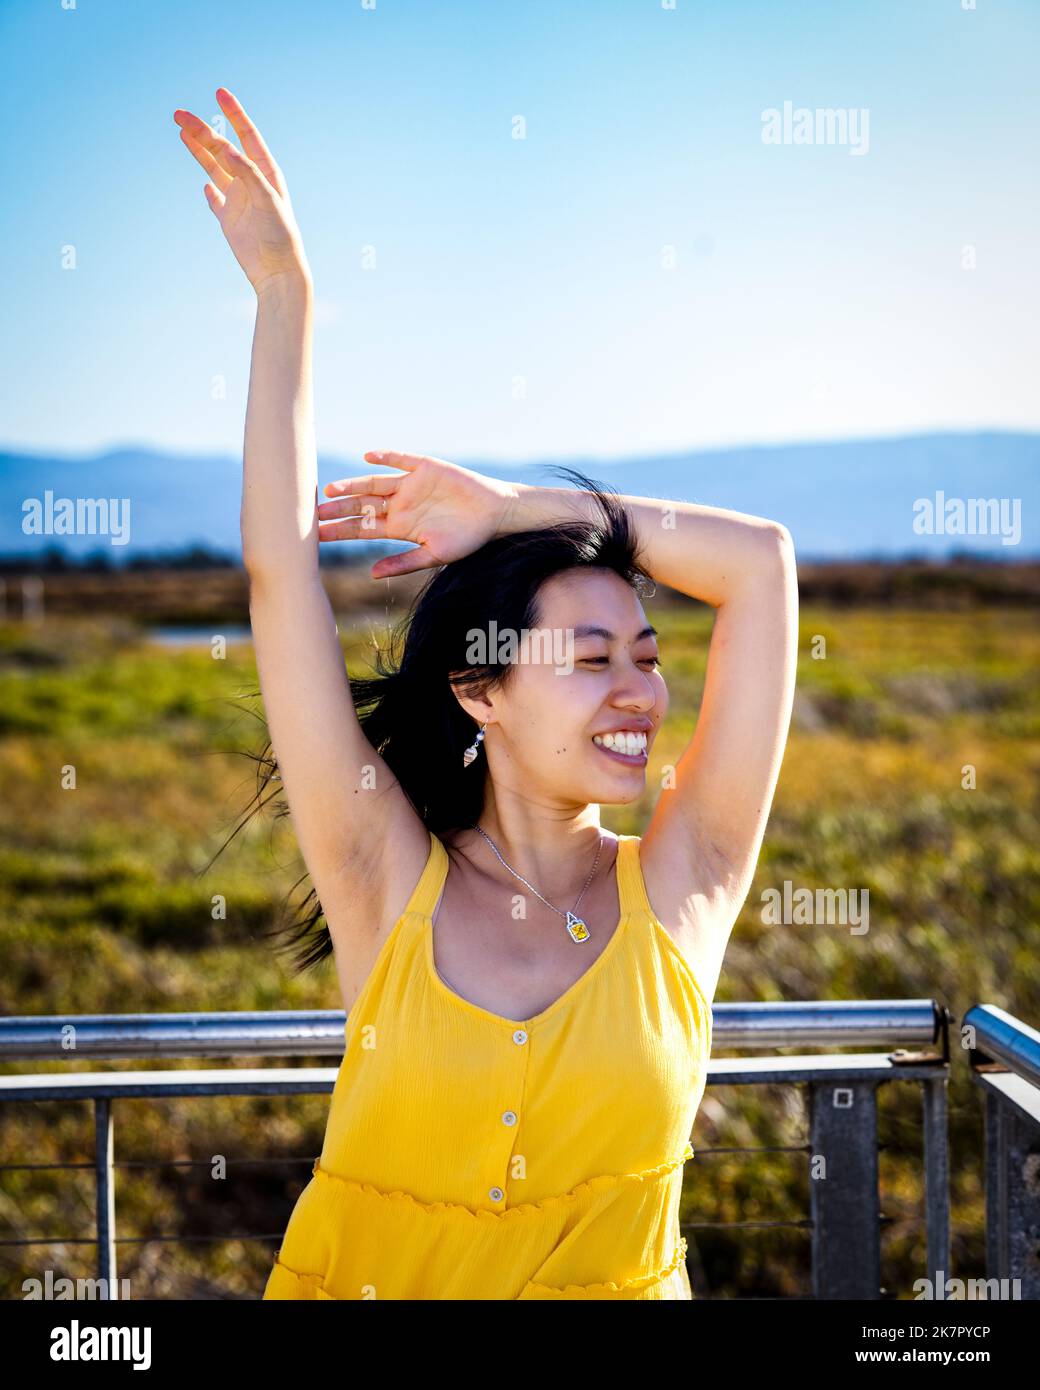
left=173, top=91, right=424, bottom=968
left=502, top=483, right=798, bottom=998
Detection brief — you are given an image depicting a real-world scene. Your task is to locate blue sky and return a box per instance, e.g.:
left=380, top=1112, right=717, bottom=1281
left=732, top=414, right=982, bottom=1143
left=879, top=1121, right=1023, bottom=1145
left=1, top=0, right=1037, bottom=467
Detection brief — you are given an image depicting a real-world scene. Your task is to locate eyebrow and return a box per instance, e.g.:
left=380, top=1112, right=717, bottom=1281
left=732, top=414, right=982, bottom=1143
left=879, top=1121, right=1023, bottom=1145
left=571, top=625, right=658, bottom=642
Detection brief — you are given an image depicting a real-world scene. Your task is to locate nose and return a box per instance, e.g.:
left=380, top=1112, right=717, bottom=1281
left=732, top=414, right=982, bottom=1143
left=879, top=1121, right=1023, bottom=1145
left=612, top=666, right=657, bottom=712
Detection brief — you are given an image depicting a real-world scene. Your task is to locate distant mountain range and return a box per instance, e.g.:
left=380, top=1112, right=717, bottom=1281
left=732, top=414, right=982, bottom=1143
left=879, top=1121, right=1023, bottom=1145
left=1, top=431, right=1036, bottom=561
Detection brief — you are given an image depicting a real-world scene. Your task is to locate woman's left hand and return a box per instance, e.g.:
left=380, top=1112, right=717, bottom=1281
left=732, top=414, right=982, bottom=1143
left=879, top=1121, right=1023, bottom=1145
left=317, top=452, right=518, bottom=579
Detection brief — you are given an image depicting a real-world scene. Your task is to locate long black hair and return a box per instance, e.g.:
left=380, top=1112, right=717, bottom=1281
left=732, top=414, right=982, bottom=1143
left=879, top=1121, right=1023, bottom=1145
left=218, top=465, right=655, bottom=974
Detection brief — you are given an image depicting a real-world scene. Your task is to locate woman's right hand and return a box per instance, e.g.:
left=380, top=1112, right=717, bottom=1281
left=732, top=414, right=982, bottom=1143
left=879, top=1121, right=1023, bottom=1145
left=173, top=88, right=311, bottom=296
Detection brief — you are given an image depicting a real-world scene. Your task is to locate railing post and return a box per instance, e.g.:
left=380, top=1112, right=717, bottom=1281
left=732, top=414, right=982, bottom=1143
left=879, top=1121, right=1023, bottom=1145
left=922, top=1073, right=951, bottom=1299
left=94, top=1098, right=118, bottom=1299
left=985, top=1090, right=1009, bottom=1282
left=809, top=1079, right=880, bottom=1298
left=985, top=1091, right=1040, bottom=1298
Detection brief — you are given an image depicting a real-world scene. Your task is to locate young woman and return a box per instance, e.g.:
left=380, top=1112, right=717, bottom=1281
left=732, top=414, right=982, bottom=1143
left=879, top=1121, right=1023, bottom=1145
left=174, top=88, right=798, bottom=1300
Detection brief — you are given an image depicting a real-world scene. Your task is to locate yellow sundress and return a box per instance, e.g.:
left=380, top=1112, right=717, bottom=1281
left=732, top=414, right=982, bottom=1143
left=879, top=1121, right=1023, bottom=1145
left=263, top=830, right=713, bottom=1300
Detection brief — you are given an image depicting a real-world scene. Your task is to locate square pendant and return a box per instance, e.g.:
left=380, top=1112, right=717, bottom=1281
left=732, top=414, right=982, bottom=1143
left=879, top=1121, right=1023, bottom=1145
left=566, top=912, right=591, bottom=944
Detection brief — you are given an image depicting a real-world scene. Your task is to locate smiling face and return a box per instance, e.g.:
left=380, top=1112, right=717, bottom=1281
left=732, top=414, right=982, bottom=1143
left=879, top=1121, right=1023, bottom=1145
left=464, top=567, right=668, bottom=807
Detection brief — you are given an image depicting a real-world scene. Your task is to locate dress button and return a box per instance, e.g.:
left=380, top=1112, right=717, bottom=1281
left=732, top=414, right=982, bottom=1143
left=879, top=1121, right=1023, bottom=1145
left=502, top=1110, right=518, bottom=1126
left=488, top=1186, right=504, bottom=1202
left=512, top=1029, right=528, bottom=1045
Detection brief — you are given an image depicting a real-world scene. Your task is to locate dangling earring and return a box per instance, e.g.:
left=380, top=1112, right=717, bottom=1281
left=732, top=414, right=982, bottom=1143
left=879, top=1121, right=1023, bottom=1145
left=463, top=721, right=488, bottom=768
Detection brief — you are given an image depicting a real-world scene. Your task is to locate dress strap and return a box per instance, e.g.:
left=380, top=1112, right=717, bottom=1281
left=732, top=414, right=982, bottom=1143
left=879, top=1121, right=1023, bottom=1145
left=401, top=829, right=450, bottom=920
left=614, top=835, right=655, bottom=921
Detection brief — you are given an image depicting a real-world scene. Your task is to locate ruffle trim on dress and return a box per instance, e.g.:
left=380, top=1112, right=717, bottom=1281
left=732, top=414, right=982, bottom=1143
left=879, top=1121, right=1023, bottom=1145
left=266, top=1257, right=335, bottom=1299
left=523, top=1237, right=689, bottom=1298
left=267, top=1242, right=689, bottom=1301
left=309, top=1140, right=695, bottom=1223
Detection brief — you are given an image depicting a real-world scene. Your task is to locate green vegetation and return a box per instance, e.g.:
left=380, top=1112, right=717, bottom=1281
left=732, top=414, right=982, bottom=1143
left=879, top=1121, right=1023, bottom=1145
left=0, top=603, right=1037, bottom=1299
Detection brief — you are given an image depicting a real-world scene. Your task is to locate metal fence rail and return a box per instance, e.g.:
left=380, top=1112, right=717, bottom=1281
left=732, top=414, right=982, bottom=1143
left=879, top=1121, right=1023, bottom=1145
left=964, top=1004, right=1040, bottom=1300
left=0, top=998, right=945, bottom=1060
left=0, top=999, right=953, bottom=1300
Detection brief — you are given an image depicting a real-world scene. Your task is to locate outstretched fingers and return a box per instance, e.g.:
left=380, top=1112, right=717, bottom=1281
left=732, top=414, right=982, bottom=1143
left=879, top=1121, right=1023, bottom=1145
left=317, top=515, right=388, bottom=542
left=173, top=107, right=278, bottom=208
left=364, top=450, right=438, bottom=470
left=179, top=127, right=232, bottom=193
left=323, top=474, right=399, bottom=499
left=322, top=452, right=435, bottom=498
left=215, top=87, right=289, bottom=199
left=174, top=110, right=232, bottom=178
left=370, top=547, right=439, bottom=579
left=317, top=492, right=390, bottom=521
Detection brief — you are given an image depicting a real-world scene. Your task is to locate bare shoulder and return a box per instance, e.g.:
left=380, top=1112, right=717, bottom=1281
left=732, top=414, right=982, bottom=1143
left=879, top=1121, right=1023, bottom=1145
left=637, top=806, right=752, bottom=1004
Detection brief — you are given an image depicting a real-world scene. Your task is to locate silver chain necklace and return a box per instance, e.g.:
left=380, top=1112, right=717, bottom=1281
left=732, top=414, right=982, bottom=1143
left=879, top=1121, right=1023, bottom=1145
left=469, top=824, right=603, bottom=945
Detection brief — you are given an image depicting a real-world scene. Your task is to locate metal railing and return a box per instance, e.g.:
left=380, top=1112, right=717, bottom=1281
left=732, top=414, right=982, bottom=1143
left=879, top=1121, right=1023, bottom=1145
left=0, top=999, right=953, bottom=1300
left=963, top=1005, right=1040, bottom=1300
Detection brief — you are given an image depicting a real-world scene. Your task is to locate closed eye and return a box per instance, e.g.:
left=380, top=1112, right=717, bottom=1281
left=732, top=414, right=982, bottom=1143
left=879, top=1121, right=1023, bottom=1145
left=582, top=656, right=661, bottom=669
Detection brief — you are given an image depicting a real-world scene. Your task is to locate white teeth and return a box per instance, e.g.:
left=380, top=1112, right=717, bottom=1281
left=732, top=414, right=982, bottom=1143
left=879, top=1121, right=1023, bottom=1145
left=593, top=731, right=647, bottom=754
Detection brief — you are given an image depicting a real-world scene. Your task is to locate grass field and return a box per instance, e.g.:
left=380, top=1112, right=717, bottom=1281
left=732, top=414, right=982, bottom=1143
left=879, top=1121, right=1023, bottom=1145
left=0, top=592, right=1037, bottom=1299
